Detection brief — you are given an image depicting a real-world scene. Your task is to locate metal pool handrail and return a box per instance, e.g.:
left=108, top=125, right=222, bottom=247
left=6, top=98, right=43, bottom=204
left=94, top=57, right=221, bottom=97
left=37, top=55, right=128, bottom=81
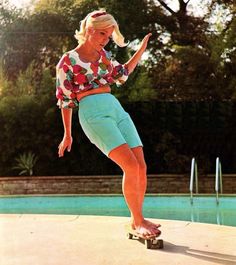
left=215, top=157, right=223, bottom=204
left=189, top=157, right=199, bottom=204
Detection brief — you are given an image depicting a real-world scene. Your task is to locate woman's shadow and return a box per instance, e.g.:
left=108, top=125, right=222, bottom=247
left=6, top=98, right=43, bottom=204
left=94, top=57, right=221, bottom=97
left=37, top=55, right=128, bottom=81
left=161, top=241, right=236, bottom=265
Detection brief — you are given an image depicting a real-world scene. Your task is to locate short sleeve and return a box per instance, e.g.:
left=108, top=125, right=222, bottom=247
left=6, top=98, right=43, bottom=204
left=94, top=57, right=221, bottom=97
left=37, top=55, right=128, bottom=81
left=110, top=57, right=129, bottom=86
left=56, top=53, right=79, bottom=109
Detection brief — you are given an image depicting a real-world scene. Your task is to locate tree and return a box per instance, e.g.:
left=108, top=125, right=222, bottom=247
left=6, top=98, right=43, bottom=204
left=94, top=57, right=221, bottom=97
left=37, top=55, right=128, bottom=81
left=0, top=0, right=235, bottom=102
left=148, top=0, right=236, bottom=101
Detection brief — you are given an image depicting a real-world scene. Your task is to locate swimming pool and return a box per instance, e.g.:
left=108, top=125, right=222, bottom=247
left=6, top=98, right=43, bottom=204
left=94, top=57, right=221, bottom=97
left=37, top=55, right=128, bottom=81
left=0, top=195, right=235, bottom=227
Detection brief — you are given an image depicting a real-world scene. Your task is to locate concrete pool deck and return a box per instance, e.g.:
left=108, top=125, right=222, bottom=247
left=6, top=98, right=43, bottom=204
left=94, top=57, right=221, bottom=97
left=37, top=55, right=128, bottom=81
left=0, top=214, right=236, bottom=265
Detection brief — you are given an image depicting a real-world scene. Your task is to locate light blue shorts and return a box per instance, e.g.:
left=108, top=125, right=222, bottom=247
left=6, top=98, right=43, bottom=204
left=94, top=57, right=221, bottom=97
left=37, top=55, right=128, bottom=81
left=78, top=93, right=143, bottom=156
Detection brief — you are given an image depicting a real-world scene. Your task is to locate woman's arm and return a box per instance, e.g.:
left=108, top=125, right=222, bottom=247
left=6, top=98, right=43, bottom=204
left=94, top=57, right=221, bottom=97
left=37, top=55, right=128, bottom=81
left=58, top=108, right=73, bottom=157
left=125, top=33, right=152, bottom=74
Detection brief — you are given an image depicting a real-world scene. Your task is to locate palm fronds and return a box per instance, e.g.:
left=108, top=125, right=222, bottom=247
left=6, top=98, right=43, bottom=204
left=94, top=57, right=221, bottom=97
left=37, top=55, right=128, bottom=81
left=12, top=151, right=38, bottom=176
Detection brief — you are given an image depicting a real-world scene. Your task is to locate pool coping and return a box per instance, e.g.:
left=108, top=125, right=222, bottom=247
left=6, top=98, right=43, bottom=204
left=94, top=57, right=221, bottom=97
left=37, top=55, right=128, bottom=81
left=1, top=214, right=236, bottom=265
left=1, top=193, right=236, bottom=198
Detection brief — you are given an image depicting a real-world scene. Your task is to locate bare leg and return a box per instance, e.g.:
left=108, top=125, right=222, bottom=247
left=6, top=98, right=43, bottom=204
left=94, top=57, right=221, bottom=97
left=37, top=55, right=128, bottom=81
left=109, top=144, right=160, bottom=236
left=131, top=146, right=161, bottom=229
left=131, top=146, right=147, bottom=210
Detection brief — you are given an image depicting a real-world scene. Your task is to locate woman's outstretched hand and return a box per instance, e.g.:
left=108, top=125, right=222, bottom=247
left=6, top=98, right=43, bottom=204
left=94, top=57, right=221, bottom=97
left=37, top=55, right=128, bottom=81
left=140, top=33, right=152, bottom=51
left=58, top=135, right=73, bottom=157
left=125, top=33, right=152, bottom=74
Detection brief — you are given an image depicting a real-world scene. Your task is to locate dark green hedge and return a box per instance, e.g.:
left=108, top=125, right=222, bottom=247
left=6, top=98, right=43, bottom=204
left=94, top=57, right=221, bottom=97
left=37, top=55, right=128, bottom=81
left=1, top=98, right=236, bottom=176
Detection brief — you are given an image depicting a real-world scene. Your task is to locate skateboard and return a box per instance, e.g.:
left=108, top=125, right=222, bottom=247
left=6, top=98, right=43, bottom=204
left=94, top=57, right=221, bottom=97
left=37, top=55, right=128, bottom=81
left=125, top=224, right=164, bottom=249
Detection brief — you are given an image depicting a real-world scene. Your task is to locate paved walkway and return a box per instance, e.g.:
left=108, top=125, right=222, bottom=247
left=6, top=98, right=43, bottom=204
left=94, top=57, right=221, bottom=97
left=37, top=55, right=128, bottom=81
left=0, top=214, right=236, bottom=265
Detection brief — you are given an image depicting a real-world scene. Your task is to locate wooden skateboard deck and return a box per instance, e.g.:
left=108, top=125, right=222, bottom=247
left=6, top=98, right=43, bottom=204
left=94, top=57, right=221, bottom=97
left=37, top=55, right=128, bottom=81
left=125, top=224, right=164, bottom=249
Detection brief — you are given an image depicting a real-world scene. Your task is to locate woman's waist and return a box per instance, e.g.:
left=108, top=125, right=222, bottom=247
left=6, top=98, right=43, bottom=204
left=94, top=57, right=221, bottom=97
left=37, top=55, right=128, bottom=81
left=79, top=90, right=118, bottom=108
left=76, top=85, right=111, bottom=102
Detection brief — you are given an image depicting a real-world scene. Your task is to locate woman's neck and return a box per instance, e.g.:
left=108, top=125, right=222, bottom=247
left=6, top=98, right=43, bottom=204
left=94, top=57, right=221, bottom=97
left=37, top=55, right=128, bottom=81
left=76, top=43, right=101, bottom=63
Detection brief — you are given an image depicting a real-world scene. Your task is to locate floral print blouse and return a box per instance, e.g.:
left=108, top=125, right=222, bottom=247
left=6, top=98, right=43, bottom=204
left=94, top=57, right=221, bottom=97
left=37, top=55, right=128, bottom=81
left=56, top=49, right=129, bottom=108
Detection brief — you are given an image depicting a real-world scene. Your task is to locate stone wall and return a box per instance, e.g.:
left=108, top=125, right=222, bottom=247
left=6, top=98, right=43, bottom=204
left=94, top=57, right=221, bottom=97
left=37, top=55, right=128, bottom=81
left=0, top=174, right=236, bottom=195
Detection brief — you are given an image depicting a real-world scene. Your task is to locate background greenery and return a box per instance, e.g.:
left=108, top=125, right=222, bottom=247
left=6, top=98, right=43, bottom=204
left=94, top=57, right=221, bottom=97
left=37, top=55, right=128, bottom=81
left=0, top=0, right=235, bottom=176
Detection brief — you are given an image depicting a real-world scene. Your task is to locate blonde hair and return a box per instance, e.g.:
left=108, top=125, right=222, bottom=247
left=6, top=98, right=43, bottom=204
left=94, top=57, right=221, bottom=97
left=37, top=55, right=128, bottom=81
left=74, top=10, right=128, bottom=47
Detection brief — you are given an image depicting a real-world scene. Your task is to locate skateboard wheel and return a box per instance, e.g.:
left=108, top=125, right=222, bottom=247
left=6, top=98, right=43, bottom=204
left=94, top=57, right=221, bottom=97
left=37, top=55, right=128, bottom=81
left=145, top=239, right=152, bottom=249
left=127, top=233, right=133, bottom=239
left=156, top=239, right=164, bottom=249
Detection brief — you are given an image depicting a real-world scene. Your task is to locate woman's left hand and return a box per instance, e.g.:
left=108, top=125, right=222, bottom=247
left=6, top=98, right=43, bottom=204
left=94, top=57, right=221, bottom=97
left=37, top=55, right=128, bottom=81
left=140, top=33, right=152, bottom=51
left=125, top=33, right=152, bottom=74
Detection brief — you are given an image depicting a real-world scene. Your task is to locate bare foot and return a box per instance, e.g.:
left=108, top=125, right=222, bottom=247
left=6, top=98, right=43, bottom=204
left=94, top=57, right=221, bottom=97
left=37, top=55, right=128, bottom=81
left=131, top=219, right=161, bottom=231
left=132, top=219, right=161, bottom=237
left=145, top=219, right=161, bottom=229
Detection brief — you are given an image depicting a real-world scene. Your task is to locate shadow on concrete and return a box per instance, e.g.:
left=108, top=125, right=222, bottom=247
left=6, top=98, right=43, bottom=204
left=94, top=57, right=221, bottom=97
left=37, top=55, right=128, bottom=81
left=161, top=241, right=236, bottom=265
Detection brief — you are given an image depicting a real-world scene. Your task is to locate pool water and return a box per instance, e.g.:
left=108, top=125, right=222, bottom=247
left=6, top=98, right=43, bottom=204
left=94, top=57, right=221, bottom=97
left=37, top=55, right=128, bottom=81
left=0, top=195, right=235, bottom=227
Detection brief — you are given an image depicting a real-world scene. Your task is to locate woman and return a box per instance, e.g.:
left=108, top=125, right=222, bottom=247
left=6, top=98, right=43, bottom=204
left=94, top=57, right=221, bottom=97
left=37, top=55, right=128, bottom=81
left=56, top=10, right=161, bottom=237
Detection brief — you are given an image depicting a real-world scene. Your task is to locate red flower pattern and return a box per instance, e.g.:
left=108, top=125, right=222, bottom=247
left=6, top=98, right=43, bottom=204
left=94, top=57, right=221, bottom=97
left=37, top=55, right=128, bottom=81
left=56, top=87, right=64, bottom=100
left=75, top=73, right=87, bottom=84
left=73, top=65, right=82, bottom=73
left=64, top=55, right=71, bottom=65
left=63, top=64, right=69, bottom=73
left=56, top=49, right=129, bottom=108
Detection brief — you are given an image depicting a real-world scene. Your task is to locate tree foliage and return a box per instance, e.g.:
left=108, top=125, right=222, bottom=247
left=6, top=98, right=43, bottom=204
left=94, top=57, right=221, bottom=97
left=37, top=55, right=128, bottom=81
left=1, top=0, right=235, bottom=101
left=0, top=0, right=236, bottom=175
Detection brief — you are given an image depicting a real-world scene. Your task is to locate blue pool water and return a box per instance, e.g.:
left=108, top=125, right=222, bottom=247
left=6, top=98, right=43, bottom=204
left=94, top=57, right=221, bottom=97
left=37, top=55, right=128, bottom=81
left=0, top=195, right=235, bottom=227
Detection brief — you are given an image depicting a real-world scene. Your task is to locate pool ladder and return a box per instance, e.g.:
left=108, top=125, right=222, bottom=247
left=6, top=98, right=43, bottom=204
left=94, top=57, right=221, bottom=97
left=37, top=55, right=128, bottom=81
left=215, top=157, right=223, bottom=204
left=189, top=157, right=223, bottom=204
left=189, top=158, right=198, bottom=204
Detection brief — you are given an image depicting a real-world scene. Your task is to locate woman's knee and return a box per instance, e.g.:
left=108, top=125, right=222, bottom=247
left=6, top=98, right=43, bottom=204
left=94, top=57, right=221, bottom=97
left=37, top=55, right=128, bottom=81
left=130, top=146, right=147, bottom=173
left=122, top=154, right=146, bottom=176
left=139, top=160, right=147, bottom=174
left=123, top=156, right=140, bottom=174
left=108, top=144, right=140, bottom=174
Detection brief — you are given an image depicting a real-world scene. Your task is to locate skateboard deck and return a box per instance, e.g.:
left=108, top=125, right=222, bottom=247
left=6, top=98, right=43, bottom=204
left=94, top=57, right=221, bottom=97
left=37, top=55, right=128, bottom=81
left=125, top=224, right=164, bottom=249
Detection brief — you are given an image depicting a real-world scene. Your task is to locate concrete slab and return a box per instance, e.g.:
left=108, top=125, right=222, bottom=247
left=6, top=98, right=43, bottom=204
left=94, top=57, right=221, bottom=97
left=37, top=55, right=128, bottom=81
left=0, top=214, right=236, bottom=265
